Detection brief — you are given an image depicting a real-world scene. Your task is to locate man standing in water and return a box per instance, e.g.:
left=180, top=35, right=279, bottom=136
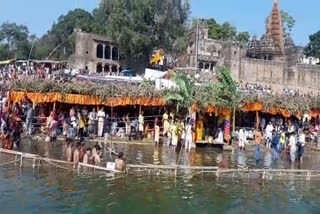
left=185, top=120, right=194, bottom=151
left=92, top=145, right=101, bottom=166
left=138, top=111, right=144, bottom=140
left=265, top=122, right=274, bottom=148
left=271, top=130, right=280, bottom=160
left=171, top=119, right=178, bottom=150
left=115, top=152, right=126, bottom=171
left=82, top=148, right=92, bottom=164
left=73, top=142, right=80, bottom=168
left=297, top=129, right=306, bottom=161
left=66, top=141, right=73, bottom=162
left=289, top=133, right=297, bottom=162
left=154, top=122, right=160, bottom=145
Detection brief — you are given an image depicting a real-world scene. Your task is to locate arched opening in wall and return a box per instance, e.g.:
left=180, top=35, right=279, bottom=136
left=205, top=63, right=210, bottom=70
left=198, top=62, right=204, bottom=69
left=104, top=64, right=110, bottom=73
left=210, top=62, right=216, bottom=71
left=268, top=55, right=273, bottom=60
left=96, top=63, right=103, bottom=73
left=112, top=65, right=118, bottom=74
left=105, top=45, right=111, bottom=59
left=96, top=44, right=103, bottom=58
left=112, top=47, right=119, bottom=61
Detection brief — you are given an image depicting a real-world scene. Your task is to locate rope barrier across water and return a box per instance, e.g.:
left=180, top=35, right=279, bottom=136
left=0, top=159, right=20, bottom=166
left=1, top=148, right=320, bottom=181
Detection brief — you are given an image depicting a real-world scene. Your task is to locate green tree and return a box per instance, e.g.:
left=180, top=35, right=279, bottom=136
left=212, top=67, right=241, bottom=138
left=205, top=18, right=236, bottom=40
left=34, top=9, right=99, bottom=60
left=0, top=44, right=9, bottom=60
left=92, top=0, right=114, bottom=33
left=204, top=18, right=249, bottom=42
left=107, top=0, right=190, bottom=71
left=236, top=31, right=250, bottom=43
left=305, top=31, right=320, bottom=60
left=281, top=10, right=295, bottom=37
left=0, top=22, right=31, bottom=60
left=164, top=72, right=195, bottom=115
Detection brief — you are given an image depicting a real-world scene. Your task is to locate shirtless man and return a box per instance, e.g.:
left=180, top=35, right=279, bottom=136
left=73, top=142, right=80, bottom=168
left=115, top=152, right=126, bottom=172
left=92, top=146, right=101, bottom=166
left=82, top=148, right=92, bottom=164
left=66, top=142, right=73, bottom=162
left=78, top=144, right=85, bottom=163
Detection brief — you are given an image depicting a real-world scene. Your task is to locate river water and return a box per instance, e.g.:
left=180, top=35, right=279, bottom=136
left=1, top=139, right=320, bottom=213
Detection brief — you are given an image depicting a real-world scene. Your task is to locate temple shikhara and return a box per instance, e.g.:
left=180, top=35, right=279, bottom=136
left=247, top=0, right=286, bottom=60
left=178, top=0, right=320, bottom=91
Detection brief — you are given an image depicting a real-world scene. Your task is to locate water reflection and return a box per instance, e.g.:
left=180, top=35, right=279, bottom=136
left=264, top=149, right=272, bottom=169
left=236, top=150, right=247, bottom=169
left=1, top=166, right=320, bottom=214
left=153, top=147, right=160, bottom=165
left=12, top=139, right=320, bottom=170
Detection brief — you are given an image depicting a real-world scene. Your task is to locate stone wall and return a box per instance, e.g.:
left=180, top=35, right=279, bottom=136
left=179, top=21, right=320, bottom=93
left=68, top=31, right=120, bottom=74
left=239, top=59, right=284, bottom=85
left=295, top=64, right=320, bottom=90
left=223, top=43, right=320, bottom=91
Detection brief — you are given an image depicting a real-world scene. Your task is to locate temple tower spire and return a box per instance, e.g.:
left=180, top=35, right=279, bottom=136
left=266, top=0, right=284, bottom=57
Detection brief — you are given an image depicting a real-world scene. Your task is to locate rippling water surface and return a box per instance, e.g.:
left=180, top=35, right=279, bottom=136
left=1, top=140, right=320, bottom=213
left=0, top=165, right=320, bottom=214
left=16, top=139, right=320, bottom=170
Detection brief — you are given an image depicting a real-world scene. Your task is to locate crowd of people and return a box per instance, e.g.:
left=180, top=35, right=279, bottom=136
left=0, top=94, right=130, bottom=170
left=0, top=97, right=28, bottom=150
left=237, top=115, right=320, bottom=163
left=1, top=64, right=320, bottom=172
left=241, top=82, right=273, bottom=95
left=240, top=81, right=320, bottom=97
left=159, top=111, right=196, bottom=152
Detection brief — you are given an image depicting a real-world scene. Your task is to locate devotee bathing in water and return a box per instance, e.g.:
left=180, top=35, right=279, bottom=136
left=82, top=148, right=92, bottom=164
left=115, top=152, right=126, bottom=172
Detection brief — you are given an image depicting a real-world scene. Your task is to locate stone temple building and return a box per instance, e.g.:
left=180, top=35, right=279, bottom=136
left=68, top=30, right=122, bottom=74
left=180, top=0, right=320, bottom=91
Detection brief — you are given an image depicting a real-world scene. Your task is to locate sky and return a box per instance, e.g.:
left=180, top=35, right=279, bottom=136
left=1, top=0, right=320, bottom=46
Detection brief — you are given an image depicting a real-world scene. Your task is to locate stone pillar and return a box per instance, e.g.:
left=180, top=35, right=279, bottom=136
left=102, top=44, right=106, bottom=59
left=110, top=46, right=113, bottom=61
left=117, top=65, right=120, bottom=75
